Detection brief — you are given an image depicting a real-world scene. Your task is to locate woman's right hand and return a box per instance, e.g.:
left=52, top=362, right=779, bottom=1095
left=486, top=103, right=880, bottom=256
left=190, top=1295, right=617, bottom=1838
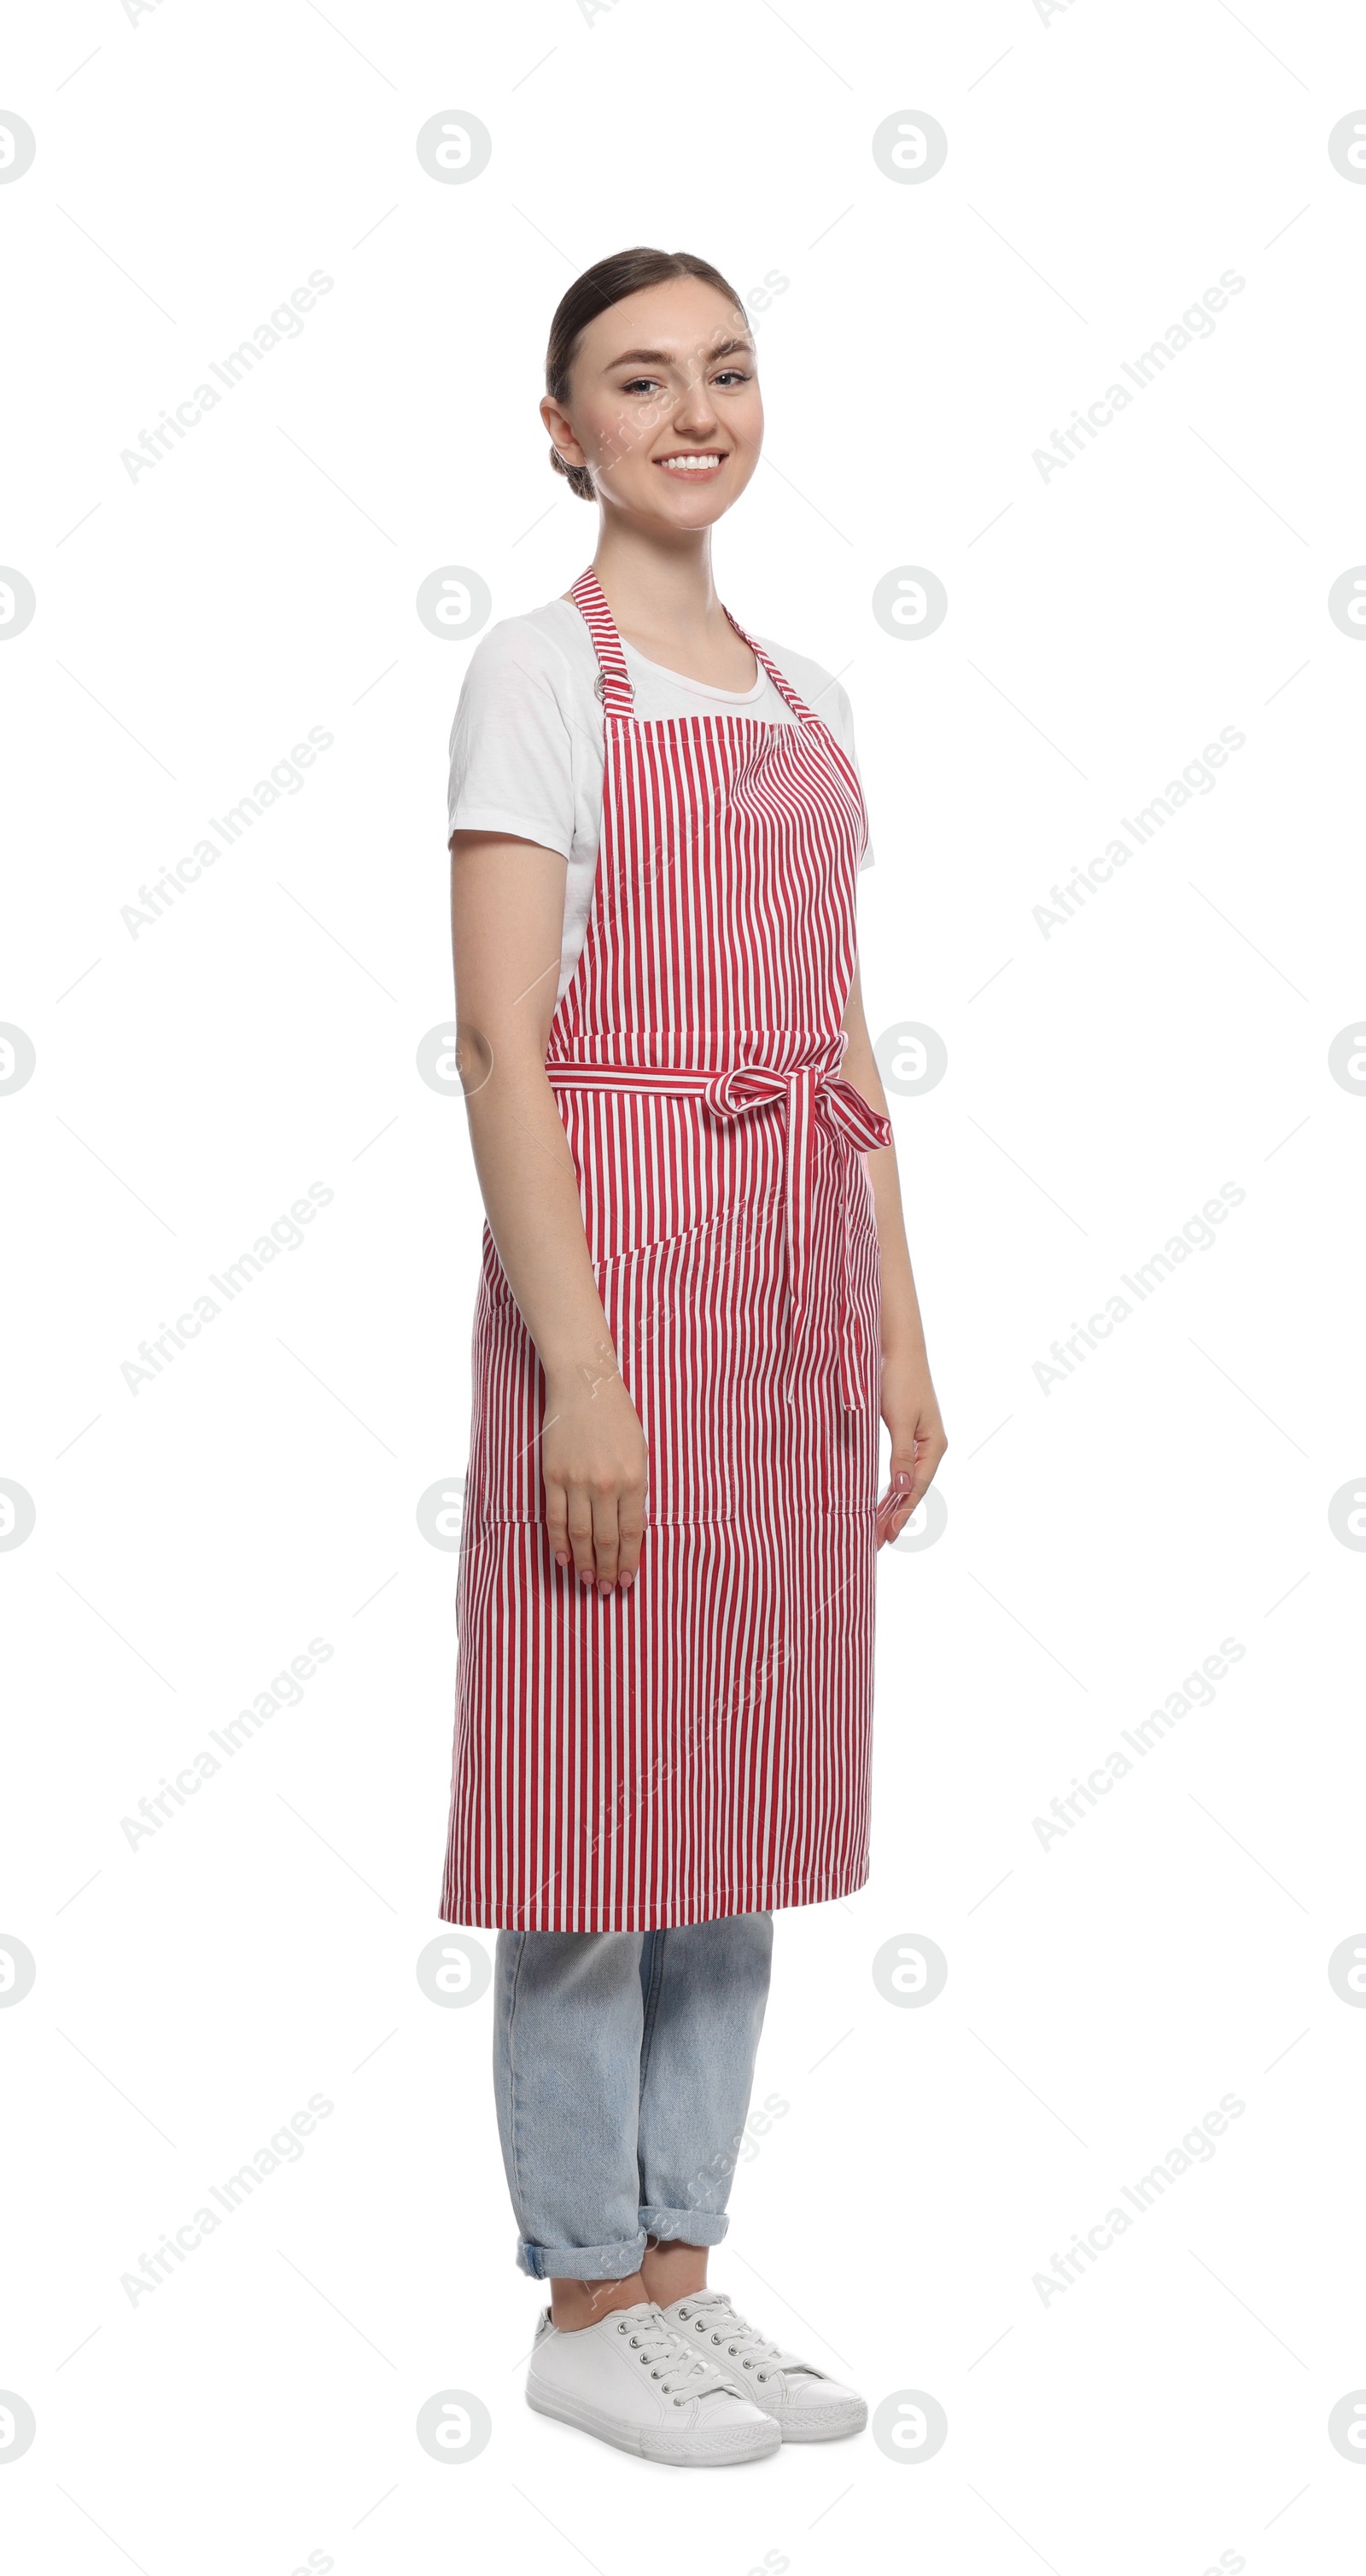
left=541, top=1360, right=650, bottom=1592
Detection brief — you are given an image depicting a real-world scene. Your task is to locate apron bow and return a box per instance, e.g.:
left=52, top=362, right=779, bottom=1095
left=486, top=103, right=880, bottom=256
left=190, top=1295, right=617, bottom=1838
left=701, top=1049, right=893, bottom=1410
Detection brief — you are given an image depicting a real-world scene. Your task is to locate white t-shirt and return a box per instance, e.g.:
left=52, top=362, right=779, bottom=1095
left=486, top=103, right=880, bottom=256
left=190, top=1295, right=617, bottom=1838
left=447, top=598, right=874, bottom=1006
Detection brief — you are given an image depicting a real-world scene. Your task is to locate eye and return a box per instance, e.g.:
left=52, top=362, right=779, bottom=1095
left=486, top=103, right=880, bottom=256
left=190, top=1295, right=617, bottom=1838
left=620, top=375, right=662, bottom=394
left=712, top=369, right=752, bottom=387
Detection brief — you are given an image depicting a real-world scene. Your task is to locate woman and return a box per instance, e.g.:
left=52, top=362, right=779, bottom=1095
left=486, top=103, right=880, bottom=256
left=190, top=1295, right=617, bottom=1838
left=440, top=247, right=946, bottom=2468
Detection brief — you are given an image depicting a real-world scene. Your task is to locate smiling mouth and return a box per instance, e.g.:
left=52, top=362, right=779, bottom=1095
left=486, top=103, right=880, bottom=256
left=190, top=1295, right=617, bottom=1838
left=654, top=453, right=727, bottom=475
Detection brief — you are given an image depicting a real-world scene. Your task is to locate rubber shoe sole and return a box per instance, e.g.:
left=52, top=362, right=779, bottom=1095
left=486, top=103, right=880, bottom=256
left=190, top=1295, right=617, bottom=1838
left=768, top=2392, right=868, bottom=2443
left=526, top=2381, right=781, bottom=2466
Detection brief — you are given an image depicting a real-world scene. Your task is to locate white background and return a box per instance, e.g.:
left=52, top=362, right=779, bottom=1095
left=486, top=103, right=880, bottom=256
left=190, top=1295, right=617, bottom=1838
left=3, top=2, right=1365, bottom=2569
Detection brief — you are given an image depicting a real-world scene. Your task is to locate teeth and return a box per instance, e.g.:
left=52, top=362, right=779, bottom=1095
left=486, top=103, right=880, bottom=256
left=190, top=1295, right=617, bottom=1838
left=658, top=456, right=721, bottom=471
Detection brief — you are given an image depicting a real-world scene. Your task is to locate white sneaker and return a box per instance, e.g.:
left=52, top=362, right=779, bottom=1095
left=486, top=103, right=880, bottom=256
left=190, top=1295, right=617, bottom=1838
left=525, top=2298, right=781, bottom=2467
left=660, top=2289, right=867, bottom=2443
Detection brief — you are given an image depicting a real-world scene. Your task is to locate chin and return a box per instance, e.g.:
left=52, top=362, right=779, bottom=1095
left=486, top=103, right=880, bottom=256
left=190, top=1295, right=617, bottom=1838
left=651, top=489, right=730, bottom=524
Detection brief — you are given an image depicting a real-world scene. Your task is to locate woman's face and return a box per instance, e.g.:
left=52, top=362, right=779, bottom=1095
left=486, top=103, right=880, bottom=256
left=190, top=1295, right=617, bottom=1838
left=542, top=276, right=763, bottom=529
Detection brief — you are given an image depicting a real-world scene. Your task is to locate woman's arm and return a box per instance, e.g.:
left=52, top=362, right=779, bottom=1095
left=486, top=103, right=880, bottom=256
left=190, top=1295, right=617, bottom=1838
left=451, top=830, right=647, bottom=1592
left=841, top=957, right=949, bottom=1545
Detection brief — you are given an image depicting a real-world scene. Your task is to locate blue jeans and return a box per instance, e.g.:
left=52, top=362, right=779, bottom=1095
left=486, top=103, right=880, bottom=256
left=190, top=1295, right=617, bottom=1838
left=493, top=1915, right=773, bottom=2280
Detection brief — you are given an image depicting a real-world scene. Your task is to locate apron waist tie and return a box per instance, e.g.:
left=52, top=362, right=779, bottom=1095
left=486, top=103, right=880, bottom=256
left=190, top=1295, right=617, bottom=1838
left=545, top=1054, right=894, bottom=1411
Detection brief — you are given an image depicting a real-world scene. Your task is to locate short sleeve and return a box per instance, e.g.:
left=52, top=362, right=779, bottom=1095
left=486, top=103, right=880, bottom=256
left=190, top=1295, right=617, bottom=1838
left=447, top=621, right=576, bottom=857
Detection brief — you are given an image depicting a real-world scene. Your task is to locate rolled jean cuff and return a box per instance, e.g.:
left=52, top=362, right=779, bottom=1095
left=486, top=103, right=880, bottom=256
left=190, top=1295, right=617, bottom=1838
left=516, top=2228, right=648, bottom=2281
left=639, top=2205, right=732, bottom=2248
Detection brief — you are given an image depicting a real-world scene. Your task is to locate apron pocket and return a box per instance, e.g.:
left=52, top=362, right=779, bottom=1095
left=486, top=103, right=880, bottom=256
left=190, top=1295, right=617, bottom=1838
left=465, top=1218, right=740, bottom=1526
left=595, top=1216, right=750, bottom=1525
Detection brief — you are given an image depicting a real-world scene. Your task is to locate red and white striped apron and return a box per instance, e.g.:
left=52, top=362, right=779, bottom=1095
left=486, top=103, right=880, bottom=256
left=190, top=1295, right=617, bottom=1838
left=441, top=567, right=892, bottom=1932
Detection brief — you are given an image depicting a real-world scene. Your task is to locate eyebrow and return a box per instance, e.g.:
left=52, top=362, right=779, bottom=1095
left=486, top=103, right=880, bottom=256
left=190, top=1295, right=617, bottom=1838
left=603, top=337, right=756, bottom=370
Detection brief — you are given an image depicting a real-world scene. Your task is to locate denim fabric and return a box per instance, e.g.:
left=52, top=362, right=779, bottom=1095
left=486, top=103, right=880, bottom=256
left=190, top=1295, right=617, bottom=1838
left=493, top=1914, right=773, bottom=2280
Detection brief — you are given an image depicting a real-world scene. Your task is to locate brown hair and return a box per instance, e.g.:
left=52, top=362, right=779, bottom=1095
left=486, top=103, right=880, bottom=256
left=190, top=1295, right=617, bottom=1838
left=545, top=246, right=747, bottom=501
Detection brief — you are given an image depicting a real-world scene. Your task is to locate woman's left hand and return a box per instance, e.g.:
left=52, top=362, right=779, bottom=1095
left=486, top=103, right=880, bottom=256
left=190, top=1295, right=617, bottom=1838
left=875, top=1352, right=948, bottom=1550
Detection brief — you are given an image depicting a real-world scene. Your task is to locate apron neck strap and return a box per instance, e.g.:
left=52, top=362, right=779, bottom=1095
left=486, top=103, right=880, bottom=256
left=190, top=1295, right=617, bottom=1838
left=720, top=605, right=820, bottom=727
left=570, top=566, right=823, bottom=729
left=569, top=567, right=635, bottom=716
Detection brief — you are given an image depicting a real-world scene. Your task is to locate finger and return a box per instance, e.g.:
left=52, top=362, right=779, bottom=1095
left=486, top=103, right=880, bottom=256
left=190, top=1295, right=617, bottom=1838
left=545, top=1482, right=571, bottom=1572
left=616, top=1491, right=645, bottom=1586
left=875, top=1456, right=918, bottom=1548
left=906, top=1431, right=947, bottom=1510
left=590, top=1488, right=621, bottom=1593
left=566, top=1488, right=597, bottom=1585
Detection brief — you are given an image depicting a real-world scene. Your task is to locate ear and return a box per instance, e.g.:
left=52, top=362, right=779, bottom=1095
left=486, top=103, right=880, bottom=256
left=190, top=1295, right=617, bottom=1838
left=540, top=392, right=587, bottom=470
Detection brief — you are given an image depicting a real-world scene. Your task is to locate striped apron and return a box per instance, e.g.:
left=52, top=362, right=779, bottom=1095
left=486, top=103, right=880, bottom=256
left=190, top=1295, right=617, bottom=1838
left=441, top=566, right=892, bottom=1932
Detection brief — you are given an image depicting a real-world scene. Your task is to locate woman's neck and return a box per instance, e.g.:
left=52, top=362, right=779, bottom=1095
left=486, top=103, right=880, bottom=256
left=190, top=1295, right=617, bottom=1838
left=587, top=524, right=754, bottom=685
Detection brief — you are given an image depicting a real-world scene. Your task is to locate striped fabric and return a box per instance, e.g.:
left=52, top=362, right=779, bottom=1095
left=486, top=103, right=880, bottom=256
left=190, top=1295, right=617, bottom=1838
left=441, top=567, right=892, bottom=1932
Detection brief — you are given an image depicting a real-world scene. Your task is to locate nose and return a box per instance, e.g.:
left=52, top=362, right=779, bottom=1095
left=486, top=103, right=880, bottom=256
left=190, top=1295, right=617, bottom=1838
left=669, top=363, right=721, bottom=437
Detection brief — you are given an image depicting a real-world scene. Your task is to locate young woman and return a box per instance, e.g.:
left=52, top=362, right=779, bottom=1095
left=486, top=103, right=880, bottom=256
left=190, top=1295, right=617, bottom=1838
left=440, top=247, right=946, bottom=2468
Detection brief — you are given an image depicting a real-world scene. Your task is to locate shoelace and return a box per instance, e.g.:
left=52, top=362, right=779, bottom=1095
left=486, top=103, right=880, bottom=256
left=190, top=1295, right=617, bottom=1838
left=673, top=2293, right=814, bottom=2386
left=613, top=2306, right=735, bottom=2407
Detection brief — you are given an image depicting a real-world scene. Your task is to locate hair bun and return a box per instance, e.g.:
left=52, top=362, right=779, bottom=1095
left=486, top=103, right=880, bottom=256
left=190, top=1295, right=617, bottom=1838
left=550, top=442, right=596, bottom=502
